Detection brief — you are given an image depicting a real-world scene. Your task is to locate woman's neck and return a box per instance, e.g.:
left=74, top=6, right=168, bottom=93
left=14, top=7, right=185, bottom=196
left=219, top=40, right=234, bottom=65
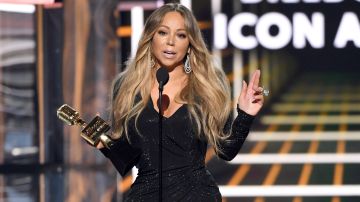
left=155, top=65, right=188, bottom=85
left=168, top=66, right=188, bottom=84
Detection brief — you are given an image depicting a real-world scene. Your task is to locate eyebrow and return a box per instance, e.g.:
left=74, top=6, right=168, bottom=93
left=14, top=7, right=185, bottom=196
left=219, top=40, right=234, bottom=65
left=158, top=25, right=186, bottom=31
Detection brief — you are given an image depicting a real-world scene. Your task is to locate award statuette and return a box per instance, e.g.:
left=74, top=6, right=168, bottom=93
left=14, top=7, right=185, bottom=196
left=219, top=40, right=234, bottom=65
left=57, top=104, right=114, bottom=149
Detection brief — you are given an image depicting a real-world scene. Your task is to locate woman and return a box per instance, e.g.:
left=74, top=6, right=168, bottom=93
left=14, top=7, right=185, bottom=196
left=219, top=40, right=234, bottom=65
left=98, top=3, right=264, bottom=201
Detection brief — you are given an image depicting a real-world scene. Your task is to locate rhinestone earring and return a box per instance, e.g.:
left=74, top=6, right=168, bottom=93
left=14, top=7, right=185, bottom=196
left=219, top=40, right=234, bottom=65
left=184, top=53, right=192, bottom=74
left=150, top=56, right=155, bottom=68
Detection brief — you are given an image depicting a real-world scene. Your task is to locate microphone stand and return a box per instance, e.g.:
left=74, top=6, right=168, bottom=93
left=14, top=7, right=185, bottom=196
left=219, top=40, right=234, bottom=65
left=158, top=82, right=164, bottom=202
left=156, top=67, right=168, bottom=202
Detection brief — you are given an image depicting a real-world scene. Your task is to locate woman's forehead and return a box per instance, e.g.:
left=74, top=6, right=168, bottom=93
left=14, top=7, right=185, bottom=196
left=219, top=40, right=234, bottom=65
left=157, top=12, right=187, bottom=30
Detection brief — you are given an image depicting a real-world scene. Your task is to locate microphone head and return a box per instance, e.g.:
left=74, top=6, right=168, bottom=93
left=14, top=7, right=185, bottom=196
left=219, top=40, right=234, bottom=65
left=156, top=67, right=169, bottom=86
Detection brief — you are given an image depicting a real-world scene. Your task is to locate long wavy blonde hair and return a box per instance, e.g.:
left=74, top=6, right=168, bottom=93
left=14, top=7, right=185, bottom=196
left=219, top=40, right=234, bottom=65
left=111, top=3, right=232, bottom=153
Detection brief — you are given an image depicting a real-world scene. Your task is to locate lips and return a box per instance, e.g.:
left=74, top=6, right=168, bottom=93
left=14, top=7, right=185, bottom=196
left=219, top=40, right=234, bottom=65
left=163, top=50, right=176, bottom=58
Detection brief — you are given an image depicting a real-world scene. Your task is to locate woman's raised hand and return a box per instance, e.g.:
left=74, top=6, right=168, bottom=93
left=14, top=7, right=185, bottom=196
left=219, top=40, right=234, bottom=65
left=237, top=69, right=264, bottom=116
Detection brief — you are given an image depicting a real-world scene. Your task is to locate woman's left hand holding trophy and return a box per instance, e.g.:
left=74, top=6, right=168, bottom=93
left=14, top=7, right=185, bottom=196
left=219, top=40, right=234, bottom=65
left=56, top=104, right=114, bottom=149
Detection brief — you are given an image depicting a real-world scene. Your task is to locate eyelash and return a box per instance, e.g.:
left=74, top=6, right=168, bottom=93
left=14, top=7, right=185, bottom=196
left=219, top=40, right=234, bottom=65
left=158, top=30, right=166, bottom=35
left=178, top=34, right=186, bottom=38
left=157, top=30, right=187, bottom=39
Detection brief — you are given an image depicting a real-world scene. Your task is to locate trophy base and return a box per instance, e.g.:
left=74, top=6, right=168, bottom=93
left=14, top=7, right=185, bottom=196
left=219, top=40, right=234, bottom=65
left=81, top=116, right=111, bottom=147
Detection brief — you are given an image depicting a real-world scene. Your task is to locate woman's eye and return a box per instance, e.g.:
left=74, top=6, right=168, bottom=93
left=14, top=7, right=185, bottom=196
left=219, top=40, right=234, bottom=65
left=158, top=30, right=166, bottom=35
left=178, top=33, right=187, bottom=39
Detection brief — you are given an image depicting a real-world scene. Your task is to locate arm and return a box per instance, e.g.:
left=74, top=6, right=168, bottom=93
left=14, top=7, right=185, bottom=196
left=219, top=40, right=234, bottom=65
left=98, top=74, right=141, bottom=176
left=99, top=135, right=141, bottom=176
left=218, top=69, right=264, bottom=161
left=217, top=108, right=254, bottom=161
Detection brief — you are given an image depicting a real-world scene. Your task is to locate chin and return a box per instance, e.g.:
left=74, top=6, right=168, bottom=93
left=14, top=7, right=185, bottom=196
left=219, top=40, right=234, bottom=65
left=158, top=63, right=176, bottom=69
left=159, top=60, right=182, bottom=69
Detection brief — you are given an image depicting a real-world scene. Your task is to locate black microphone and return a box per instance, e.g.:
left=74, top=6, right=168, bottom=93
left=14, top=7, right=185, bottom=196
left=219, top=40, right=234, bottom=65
left=156, top=67, right=169, bottom=92
left=155, top=67, right=168, bottom=202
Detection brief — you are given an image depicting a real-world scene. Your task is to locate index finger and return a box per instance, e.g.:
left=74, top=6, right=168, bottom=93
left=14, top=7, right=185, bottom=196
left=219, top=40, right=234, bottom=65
left=248, top=69, right=261, bottom=91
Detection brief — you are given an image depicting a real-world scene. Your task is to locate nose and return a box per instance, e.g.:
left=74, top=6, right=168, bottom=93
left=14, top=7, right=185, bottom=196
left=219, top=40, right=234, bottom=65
left=166, top=34, right=175, bottom=46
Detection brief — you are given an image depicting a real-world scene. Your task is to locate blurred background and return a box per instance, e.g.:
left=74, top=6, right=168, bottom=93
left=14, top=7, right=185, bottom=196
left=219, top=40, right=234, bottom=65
left=0, top=0, right=360, bottom=201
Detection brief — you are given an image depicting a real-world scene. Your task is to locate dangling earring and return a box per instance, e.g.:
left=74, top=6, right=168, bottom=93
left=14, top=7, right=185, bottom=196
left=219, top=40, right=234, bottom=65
left=184, top=53, right=192, bottom=74
left=150, top=56, right=155, bottom=68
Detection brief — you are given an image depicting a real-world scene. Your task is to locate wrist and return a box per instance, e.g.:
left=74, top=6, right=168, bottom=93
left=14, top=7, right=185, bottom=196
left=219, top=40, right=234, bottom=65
left=236, top=104, right=255, bottom=118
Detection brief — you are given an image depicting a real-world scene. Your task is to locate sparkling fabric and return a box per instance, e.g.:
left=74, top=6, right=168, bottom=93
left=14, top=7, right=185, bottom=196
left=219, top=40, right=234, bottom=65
left=101, top=100, right=254, bottom=201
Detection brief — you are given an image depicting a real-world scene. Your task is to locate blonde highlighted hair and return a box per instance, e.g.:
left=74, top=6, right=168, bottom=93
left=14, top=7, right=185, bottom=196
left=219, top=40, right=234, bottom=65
left=111, top=3, right=232, bottom=153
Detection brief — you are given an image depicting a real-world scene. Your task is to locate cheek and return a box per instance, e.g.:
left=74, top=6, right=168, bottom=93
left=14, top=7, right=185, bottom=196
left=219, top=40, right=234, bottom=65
left=179, top=43, right=189, bottom=57
left=178, top=51, right=187, bottom=61
left=151, top=37, right=160, bottom=49
left=151, top=39, right=162, bottom=56
left=152, top=34, right=164, bottom=46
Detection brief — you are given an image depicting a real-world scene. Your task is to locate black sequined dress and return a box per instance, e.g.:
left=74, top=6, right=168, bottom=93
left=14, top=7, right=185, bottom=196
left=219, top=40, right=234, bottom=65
left=100, top=100, right=254, bottom=202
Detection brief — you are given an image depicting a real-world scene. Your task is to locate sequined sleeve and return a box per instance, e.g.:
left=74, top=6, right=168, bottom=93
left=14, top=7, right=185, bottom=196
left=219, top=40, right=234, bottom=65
left=99, top=136, right=141, bottom=176
left=99, top=74, right=141, bottom=177
left=217, top=109, right=254, bottom=161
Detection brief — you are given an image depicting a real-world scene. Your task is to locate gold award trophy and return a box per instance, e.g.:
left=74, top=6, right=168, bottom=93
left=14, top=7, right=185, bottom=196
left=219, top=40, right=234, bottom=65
left=57, top=104, right=114, bottom=149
